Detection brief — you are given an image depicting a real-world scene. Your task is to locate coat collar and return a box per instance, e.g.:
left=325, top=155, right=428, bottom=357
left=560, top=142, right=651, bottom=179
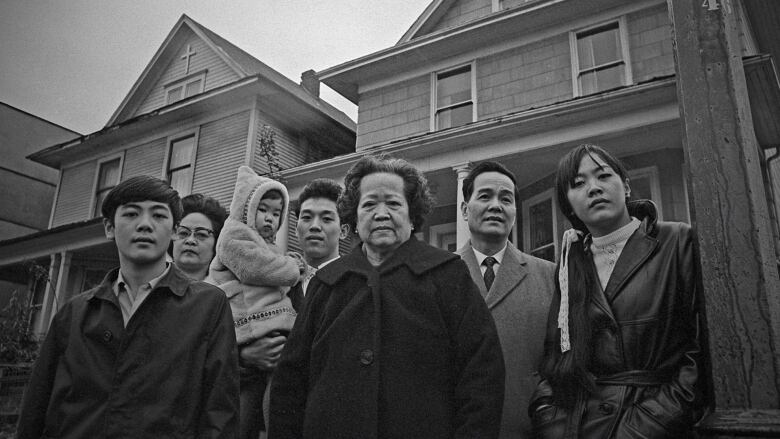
left=600, top=199, right=660, bottom=302
left=457, top=240, right=528, bottom=309
left=87, top=263, right=191, bottom=302
left=318, top=235, right=458, bottom=285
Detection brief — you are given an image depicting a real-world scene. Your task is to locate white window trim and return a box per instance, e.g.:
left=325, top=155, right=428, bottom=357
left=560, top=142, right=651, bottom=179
left=569, top=16, right=632, bottom=98
left=164, top=70, right=207, bottom=105
left=492, top=0, right=500, bottom=12
left=161, top=128, right=200, bottom=196
left=521, top=188, right=559, bottom=260
left=430, top=61, right=478, bottom=132
left=628, top=165, right=663, bottom=220
left=429, top=222, right=457, bottom=251
left=88, top=153, right=124, bottom=218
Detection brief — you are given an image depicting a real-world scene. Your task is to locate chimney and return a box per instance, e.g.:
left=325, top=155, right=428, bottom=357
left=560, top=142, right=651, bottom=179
left=300, top=69, right=320, bottom=98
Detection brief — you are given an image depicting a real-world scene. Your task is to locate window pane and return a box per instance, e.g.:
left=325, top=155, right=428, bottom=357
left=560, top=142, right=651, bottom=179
left=577, top=37, right=594, bottom=69
left=437, top=103, right=473, bottom=130
left=170, top=136, right=195, bottom=169
left=529, top=199, right=553, bottom=249
left=437, top=67, right=471, bottom=108
left=94, top=190, right=108, bottom=217
left=169, top=168, right=192, bottom=196
left=532, top=245, right=555, bottom=263
left=166, top=86, right=183, bottom=104
left=185, top=79, right=202, bottom=98
left=592, top=27, right=621, bottom=66
left=595, top=64, right=624, bottom=91
left=98, top=159, right=120, bottom=189
left=629, top=175, right=652, bottom=201
left=579, top=71, right=598, bottom=95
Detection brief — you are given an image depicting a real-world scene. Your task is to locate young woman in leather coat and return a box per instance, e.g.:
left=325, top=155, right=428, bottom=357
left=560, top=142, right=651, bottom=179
left=530, top=144, right=706, bottom=438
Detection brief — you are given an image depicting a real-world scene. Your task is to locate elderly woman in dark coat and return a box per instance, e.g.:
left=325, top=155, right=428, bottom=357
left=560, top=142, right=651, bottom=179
left=530, top=144, right=705, bottom=438
left=269, top=154, right=505, bottom=439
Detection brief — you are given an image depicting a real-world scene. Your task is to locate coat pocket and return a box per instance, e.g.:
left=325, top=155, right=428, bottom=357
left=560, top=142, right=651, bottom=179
left=531, top=405, right=566, bottom=439
left=615, top=403, right=673, bottom=439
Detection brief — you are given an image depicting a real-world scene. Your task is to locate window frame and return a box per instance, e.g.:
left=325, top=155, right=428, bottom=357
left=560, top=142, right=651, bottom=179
left=430, top=61, right=477, bottom=131
left=569, top=16, right=632, bottom=98
left=89, top=153, right=124, bottom=218
left=164, top=70, right=207, bottom=105
left=429, top=222, right=458, bottom=253
left=628, top=165, right=663, bottom=220
left=521, top=188, right=559, bottom=263
left=162, top=129, right=200, bottom=197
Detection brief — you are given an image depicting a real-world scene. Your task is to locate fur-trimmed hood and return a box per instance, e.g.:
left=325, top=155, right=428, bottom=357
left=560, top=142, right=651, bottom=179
left=229, top=165, right=289, bottom=229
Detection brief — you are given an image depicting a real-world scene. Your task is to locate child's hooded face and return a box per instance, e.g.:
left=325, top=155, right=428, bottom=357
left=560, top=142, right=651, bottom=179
left=256, top=196, right=283, bottom=240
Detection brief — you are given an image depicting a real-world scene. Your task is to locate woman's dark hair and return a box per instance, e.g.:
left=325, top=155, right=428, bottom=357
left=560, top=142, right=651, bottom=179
left=181, top=193, right=228, bottom=249
left=541, top=143, right=630, bottom=405
left=338, top=154, right=434, bottom=233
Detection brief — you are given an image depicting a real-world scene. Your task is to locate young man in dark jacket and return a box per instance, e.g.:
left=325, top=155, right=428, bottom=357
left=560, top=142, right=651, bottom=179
left=17, top=175, right=239, bottom=439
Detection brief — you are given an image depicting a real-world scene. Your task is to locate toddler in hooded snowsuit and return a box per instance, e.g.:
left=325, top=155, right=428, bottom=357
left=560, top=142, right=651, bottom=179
left=207, top=165, right=304, bottom=438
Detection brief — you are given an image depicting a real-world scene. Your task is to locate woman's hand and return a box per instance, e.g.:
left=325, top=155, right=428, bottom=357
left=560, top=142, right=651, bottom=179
left=239, top=334, right=288, bottom=371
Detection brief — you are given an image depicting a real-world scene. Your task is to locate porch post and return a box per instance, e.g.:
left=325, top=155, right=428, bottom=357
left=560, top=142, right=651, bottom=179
left=668, top=0, right=780, bottom=436
left=278, top=212, right=289, bottom=252
left=453, top=162, right=473, bottom=250
left=52, top=251, right=72, bottom=314
left=34, top=254, right=60, bottom=335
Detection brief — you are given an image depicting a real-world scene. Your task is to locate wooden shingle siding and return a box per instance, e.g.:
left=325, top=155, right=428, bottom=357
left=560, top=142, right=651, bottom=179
left=52, top=161, right=97, bottom=227
left=135, top=33, right=241, bottom=117
left=478, top=34, right=571, bottom=119
left=191, top=110, right=251, bottom=207
left=252, top=114, right=313, bottom=174
left=429, top=0, right=493, bottom=34
left=356, top=75, right=430, bottom=150
left=122, top=138, right=167, bottom=179
left=628, top=4, right=675, bottom=83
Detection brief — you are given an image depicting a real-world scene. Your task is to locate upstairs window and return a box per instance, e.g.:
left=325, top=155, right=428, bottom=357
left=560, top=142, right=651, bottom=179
left=166, top=132, right=197, bottom=196
left=165, top=71, right=206, bottom=105
left=571, top=18, right=631, bottom=97
left=93, top=157, right=122, bottom=217
left=433, top=63, right=475, bottom=130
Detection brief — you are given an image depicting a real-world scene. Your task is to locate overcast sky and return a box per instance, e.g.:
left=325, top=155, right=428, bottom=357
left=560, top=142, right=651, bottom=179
left=0, top=0, right=431, bottom=134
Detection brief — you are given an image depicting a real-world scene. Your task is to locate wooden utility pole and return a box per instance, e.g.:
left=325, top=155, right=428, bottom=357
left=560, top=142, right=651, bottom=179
left=668, top=0, right=780, bottom=436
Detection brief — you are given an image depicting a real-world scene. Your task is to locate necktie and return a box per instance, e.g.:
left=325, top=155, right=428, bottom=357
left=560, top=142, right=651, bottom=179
left=483, top=256, right=497, bottom=291
left=302, top=267, right=318, bottom=295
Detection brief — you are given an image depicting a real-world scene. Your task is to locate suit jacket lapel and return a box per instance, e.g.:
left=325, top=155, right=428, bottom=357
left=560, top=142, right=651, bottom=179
left=485, top=244, right=527, bottom=309
left=603, top=228, right=658, bottom=302
left=458, top=244, right=488, bottom=298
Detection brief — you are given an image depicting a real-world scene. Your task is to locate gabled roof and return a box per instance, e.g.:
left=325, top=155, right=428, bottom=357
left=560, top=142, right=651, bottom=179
left=107, top=14, right=352, bottom=129
left=397, top=0, right=458, bottom=44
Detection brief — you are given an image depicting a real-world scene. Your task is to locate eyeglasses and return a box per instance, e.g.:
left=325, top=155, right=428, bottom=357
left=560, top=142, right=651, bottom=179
left=175, top=225, right=214, bottom=241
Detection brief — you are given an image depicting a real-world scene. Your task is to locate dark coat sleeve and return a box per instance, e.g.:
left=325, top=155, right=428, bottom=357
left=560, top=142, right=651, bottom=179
left=267, top=278, right=321, bottom=439
left=198, top=292, right=241, bottom=439
left=16, top=303, right=71, bottom=439
left=615, top=224, right=705, bottom=435
left=440, top=259, right=506, bottom=439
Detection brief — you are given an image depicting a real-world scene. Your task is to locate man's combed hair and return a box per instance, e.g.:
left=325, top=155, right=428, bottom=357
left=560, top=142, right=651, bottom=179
left=461, top=161, right=520, bottom=202
left=339, top=154, right=434, bottom=232
left=101, top=175, right=183, bottom=225
left=293, top=178, right=343, bottom=217
left=181, top=193, right=228, bottom=241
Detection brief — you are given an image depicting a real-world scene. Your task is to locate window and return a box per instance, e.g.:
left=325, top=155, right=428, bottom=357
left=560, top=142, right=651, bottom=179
left=571, top=18, right=631, bottom=97
left=165, top=71, right=206, bottom=105
left=166, top=133, right=197, bottom=196
left=93, top=157, right=122, bottom=217
left=628, top=166, right=663, bottom=220
left=429, top=222, right=458, bottom=253
left=522, top=189, right=558, bottom=262
left=433, top=63, right=475, bottom=130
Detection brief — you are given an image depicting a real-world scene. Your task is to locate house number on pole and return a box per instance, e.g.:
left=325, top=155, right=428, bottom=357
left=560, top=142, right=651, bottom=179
left=702, top=0, right=732, bottom=14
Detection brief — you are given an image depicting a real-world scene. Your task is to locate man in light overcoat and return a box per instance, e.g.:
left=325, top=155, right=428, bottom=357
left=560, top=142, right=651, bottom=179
left=457, top=161, right=555, bottom=439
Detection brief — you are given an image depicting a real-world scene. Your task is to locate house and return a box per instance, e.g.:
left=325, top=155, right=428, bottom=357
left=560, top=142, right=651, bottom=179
left=281, top=0, right=780, bottom=435
left=0, top=103, right=79, bottom=318
left=0, top=14, right=355, bottom=335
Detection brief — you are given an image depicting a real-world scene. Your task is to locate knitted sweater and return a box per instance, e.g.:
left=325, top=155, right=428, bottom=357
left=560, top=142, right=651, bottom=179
left=207, top=165, right=302, bottom=345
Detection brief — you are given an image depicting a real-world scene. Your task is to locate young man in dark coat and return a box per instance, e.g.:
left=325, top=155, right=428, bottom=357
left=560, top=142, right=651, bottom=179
left=17, top=175, right=239, bottom=439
